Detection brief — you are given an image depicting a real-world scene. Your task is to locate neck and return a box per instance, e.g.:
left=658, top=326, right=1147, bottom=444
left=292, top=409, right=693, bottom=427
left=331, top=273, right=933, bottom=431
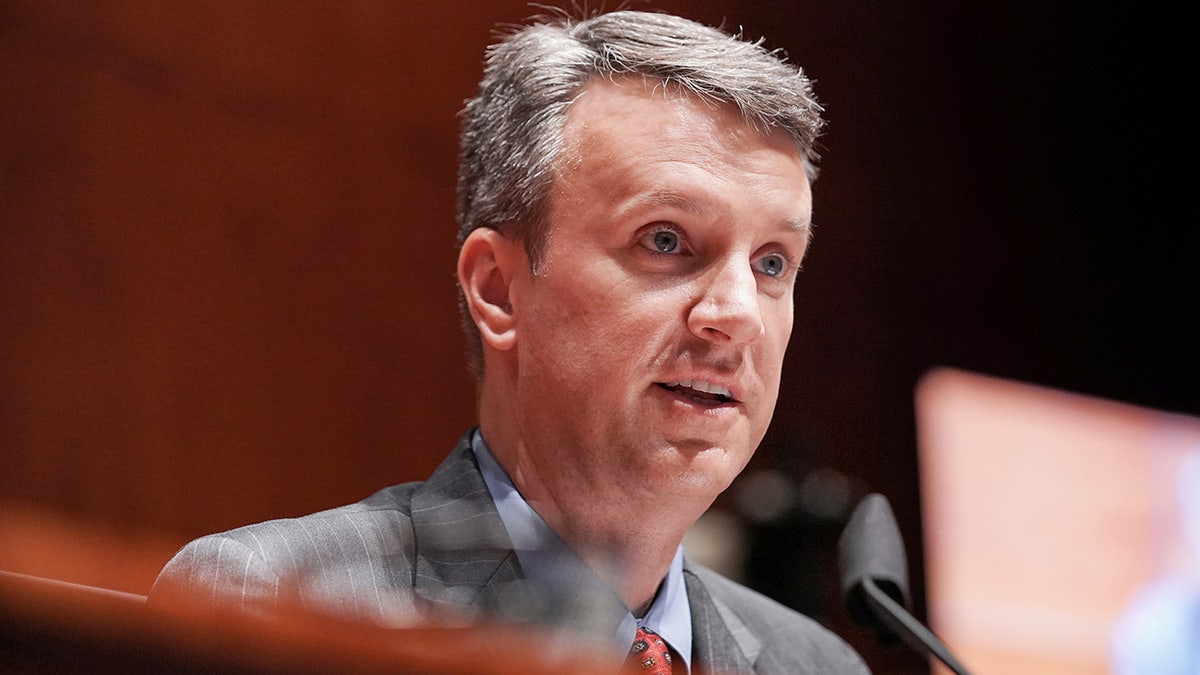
left=552, top=512, right=682, bottom=614
left=493, top=433, right=688, bottom=611
left=476, top=369, right=703, bottom=613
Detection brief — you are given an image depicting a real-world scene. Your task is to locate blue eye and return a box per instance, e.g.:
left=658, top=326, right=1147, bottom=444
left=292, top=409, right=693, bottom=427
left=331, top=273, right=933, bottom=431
left=754, top=253, right=787, bottom=277
left=650, top=229, right=680, bottom=253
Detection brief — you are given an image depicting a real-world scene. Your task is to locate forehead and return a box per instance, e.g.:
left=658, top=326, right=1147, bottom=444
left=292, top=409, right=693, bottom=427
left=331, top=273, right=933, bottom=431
left=553, top=77, right=812, bottom=225
left=563, top=76, right=799, bottom=157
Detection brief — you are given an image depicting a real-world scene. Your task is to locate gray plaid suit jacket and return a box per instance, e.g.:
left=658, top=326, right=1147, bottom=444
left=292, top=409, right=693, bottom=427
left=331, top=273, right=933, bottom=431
left=151, top=431, right=869, bottom=674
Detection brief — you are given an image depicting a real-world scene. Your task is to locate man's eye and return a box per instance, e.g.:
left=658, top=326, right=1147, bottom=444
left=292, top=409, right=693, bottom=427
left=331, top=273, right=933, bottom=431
left=753, top=253, right=788, bottom=277
left=647, top=229, right=681, bottom=254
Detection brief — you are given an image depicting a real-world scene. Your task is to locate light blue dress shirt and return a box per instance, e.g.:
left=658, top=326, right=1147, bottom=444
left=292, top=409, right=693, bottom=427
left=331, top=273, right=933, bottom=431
left=472, top=431, right=693, bottom=673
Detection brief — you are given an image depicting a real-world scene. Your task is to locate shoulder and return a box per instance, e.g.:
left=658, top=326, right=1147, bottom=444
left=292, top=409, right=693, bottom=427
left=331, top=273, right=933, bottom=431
left=685, top=562, right=870, bottom=674
left=150, top=481, right=423, bottom=617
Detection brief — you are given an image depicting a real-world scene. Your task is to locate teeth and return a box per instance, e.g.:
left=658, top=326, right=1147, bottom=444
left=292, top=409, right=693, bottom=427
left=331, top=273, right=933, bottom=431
left=674, top=379, right=733, bottom=398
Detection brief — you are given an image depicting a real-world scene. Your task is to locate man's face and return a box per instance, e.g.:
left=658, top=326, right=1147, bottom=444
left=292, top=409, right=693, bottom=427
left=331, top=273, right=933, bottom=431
left=506, top=77, right=812, bottom=518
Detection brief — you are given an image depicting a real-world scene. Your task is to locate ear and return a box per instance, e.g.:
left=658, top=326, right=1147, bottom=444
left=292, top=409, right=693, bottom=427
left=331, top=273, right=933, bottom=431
left=457, top=228, right=521, bottom=352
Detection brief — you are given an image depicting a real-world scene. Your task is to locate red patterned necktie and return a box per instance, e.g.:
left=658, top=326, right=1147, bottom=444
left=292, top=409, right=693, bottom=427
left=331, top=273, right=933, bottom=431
left=627, top=626, right=675, bottom=674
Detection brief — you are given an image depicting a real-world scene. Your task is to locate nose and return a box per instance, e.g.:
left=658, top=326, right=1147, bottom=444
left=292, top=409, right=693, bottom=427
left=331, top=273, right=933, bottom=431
left=687, top=259, right=765, bottom=345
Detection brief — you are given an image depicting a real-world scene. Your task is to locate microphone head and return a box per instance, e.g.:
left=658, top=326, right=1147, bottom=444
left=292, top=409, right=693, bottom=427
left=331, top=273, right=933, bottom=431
left=837, top=493, right=911, bottom=644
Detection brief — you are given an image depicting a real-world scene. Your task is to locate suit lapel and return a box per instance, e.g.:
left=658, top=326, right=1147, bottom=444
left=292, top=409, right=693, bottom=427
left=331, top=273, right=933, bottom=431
left=684, top=560, right=760, bottom=674
left=410, top=431, right=522, bottom=614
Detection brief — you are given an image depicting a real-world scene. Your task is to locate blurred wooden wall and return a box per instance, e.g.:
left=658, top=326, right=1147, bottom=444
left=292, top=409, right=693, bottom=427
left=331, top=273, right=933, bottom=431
left=0, top=2, right=501, bottom=537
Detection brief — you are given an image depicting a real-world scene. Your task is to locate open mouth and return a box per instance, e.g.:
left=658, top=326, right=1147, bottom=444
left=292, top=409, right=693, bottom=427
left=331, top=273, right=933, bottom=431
left=656, top=379, right=736, bottom=405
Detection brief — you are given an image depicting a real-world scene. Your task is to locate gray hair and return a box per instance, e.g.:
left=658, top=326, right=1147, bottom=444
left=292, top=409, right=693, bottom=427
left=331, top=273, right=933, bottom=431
left=456, top=9, right=825, bottom=380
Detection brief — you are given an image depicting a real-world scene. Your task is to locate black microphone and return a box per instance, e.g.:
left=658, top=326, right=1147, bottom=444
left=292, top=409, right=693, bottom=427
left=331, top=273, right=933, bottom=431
left=837, top=493, right=973, bottom=675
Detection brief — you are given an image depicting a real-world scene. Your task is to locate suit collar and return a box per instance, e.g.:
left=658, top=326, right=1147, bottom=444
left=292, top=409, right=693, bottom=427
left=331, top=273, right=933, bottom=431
left=684, top=558, right=761, bottom=673
left=408, top=432, right=625, bottom=645
left=410, top=430, right=523, bottom=615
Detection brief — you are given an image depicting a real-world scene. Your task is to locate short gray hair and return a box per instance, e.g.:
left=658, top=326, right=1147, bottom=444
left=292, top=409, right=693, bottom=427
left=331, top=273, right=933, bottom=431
left=456, top=9, right=825, bottom=380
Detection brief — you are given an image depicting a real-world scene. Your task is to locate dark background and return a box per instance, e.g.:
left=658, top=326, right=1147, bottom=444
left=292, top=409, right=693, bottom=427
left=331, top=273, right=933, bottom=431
left=2, top=2, right=1195, bottom=673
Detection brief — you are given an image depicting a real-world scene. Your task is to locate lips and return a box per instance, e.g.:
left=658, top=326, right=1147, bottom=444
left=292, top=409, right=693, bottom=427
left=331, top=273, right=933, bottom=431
left=657, top=379, right=736, bottom=404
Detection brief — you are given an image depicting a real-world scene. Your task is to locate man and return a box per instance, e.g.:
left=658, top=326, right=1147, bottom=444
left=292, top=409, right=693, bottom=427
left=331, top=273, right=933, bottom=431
left=152, top=9, right=870, bottom=674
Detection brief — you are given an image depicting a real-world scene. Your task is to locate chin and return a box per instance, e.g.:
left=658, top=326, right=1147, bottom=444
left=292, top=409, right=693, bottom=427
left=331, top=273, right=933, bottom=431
left=665, top=433, right=753, bottom=461
left=668, top=447, right=747, bottom=492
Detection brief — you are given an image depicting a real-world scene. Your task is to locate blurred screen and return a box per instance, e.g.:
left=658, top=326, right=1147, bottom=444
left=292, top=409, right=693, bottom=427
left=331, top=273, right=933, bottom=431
left=917, top=368, right=1200, bottom=675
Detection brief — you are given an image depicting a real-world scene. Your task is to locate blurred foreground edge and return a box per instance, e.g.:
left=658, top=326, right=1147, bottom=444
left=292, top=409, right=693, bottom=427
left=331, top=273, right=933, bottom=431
left=0, top=569, right=619, bottom=674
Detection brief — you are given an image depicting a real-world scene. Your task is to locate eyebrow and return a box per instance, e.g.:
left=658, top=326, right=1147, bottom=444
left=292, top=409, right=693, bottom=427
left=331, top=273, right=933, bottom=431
left=630, top=189, right=810, bottom=232
left=634, top=190, right=715, bottom=220
left=785, top=217, right=812, bottom=233
left=794, top=218, right=814, bottom=246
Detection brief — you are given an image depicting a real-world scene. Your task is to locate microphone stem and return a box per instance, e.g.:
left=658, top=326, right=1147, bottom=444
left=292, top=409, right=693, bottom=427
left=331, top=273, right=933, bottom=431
left=862, top=578, right=972, bottom=675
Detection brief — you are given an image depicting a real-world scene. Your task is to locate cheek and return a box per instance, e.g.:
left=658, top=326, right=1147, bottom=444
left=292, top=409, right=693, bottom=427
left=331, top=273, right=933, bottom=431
left=520, top=280, right=635, bottom=376
left=543, top=269, right=677, bottom=337
left=753, top=309, right=793, bottom=405
left=761, top=302, right=794, bottom=357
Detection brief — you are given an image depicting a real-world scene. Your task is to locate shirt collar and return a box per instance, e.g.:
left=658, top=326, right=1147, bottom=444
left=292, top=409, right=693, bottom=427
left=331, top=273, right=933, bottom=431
left=639, top=547, right=693, bottom=673
left=471, top=430, right=692, bottom=673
